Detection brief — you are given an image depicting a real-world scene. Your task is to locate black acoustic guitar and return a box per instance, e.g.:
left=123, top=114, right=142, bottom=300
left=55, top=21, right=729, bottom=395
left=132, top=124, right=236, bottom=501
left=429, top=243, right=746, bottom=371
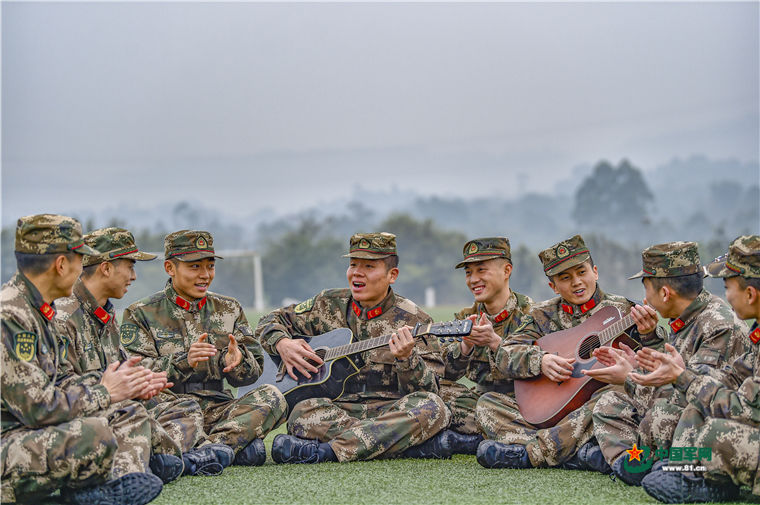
left=271, top=320, right=472, bottom=410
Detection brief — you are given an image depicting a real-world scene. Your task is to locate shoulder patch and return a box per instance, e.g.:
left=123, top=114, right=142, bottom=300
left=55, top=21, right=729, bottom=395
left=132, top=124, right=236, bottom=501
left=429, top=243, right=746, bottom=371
left=294, top=296, right=316, bottom=314
left=120, top=323, right=139, bottom=346
left=13, top=332, right=37, bottom=362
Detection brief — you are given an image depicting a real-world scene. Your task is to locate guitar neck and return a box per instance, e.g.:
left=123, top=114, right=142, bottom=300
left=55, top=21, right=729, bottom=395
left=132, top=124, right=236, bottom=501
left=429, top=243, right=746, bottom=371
left=598, top=312, right=636, bottom=346
left=323, top=333, right=395, bottom=361
left=322, top=320, right=470, bottom=361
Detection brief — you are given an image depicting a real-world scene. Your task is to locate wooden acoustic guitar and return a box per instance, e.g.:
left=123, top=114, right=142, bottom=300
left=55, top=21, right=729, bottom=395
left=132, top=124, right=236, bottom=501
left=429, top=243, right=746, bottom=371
left=272, top=320, right=473, bottom=410
left=513, top=305, right=640, bottom=428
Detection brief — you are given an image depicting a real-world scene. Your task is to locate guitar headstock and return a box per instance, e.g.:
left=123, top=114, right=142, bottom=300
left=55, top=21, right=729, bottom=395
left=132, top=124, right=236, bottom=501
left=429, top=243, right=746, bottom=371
left=413, top=319, right=473, bottom=342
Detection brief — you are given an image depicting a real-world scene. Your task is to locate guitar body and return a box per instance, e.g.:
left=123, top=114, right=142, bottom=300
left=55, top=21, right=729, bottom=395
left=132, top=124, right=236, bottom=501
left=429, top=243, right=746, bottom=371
left=272, top=329, right=363, bottom=411
left=513, top=306, right=638, bottom=429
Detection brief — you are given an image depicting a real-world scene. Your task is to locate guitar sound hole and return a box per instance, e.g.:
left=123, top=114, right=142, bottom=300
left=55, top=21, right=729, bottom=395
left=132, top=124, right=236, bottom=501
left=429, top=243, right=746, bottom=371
left=578, top=335, right=601, bottom=360
left=315, top=349, right=327, bottom=360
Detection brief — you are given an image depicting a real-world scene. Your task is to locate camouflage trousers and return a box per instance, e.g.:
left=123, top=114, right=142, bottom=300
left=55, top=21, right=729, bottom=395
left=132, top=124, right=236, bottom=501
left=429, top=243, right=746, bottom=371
left=593, top=385, right=685, bottom=466
left=476, top=385, right=616, bottom=467
left=673, top=403, right=760, bottom=495
left=0, top=401, right=152, bottom=503
left=438, top=381, right=482, bottom=435
left=189, top=384, right=287, bottom=453
left=288, top=391, right=450, bottom=462
left=146, top=392, right=206, bottom=456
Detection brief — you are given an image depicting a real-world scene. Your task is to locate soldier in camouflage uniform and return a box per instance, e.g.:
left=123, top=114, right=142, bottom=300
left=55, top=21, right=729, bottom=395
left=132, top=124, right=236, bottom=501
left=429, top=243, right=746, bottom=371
left=121, top=230, right=287, bottom=467
left=256, top=232, right=452, bottom=463
left=56, top=227, right=227, bottom=478
left=639, top=235, right=760, bottom=503
left=476, top=234, right=664, bottom=470
left=439, top=237, right=533, bottom=454
left=1, top=214, right=162, bottom=505
left=590, top=241, right=749, bottom=486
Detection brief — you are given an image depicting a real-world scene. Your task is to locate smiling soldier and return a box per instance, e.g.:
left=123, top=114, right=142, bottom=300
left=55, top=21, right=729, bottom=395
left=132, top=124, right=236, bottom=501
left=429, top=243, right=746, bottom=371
left=256, top=232, right=453, bottom=464
left=475, top=234, right=664, bottom=471
left=120, top=230, right=287, bottom=468
left=56, top=227, right=231, bottom=480
left=439, top=237, right=534, bottom=454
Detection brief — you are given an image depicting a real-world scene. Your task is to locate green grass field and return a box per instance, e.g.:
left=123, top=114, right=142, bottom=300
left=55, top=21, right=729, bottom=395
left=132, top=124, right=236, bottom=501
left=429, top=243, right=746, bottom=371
left=148, top=424, right=758, bottom=505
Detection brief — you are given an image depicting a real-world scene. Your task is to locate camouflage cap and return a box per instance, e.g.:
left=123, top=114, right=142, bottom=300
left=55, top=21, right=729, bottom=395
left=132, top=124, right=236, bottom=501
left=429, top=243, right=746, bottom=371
left=343, top=232, right=397, bottom=259
left=15, top=214, right=99, bottom=256
left=455, top=237, right=512, bottom=269
left=705, top=235, right=760, bottom=278
left=629, top=241, right=701, bottom=279
left=82, top=227, right=158, bottom=267
left=164, top=230, right=223, bottom=262
left=539, top=235, right=591, bottom=277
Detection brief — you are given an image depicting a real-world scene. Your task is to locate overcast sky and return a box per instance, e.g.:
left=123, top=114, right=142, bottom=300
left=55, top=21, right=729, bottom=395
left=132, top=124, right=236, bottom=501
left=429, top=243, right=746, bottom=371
left=2, top=1, right=758, bottom=225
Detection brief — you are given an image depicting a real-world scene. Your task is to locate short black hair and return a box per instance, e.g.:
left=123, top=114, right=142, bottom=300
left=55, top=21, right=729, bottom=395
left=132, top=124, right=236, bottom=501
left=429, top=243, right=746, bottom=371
left=646, top=272, right=703, bottom=298
left=81, top=263, right=100, bottom=279
left=382, top=255, right=399, bottom=270
left=15, top=252, right=77, bottom=276
left=735, top=276, right=760, bottom=291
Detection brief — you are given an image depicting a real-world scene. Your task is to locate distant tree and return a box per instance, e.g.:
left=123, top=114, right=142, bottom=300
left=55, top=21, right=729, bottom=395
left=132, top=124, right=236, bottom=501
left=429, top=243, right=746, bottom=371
left=572, top=159, right=654, bottom=229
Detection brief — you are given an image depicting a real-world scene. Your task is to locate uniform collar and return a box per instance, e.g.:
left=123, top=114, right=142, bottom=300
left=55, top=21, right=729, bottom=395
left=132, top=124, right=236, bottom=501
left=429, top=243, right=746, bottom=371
left=73, top=279, right=114, bottom=326
left=350, top=288, right=395, bottom=321
left=478, top=290, right=517, bottom=324
left=165, top=280, right=207, bottom=312
left=669, top=289, right=710, bottom=334
left=749, top=321, right=759, bottom=344
left=560, top=285, right=603, bottom=316
left=16, top=271, right=57, bottom=321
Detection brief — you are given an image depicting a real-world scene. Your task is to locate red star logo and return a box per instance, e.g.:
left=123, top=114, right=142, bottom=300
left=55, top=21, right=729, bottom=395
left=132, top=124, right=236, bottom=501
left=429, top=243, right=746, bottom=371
left=626, top=443, right=644, bottom=462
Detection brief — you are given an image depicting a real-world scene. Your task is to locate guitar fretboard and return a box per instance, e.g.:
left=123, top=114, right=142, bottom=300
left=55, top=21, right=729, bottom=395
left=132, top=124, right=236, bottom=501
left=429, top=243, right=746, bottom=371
left=323, top=334, right=395, bottom=361
left=598, top=313, right=636, bottom=345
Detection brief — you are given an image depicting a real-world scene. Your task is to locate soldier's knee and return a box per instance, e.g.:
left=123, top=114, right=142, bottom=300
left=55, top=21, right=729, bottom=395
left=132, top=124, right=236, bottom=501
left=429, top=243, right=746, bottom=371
left=287, top=398, right=324, bottom=432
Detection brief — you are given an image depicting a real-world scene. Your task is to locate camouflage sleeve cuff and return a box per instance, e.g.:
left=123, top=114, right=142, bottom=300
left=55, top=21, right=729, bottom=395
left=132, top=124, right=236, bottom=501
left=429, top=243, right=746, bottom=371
left=394, top=350, right=420, bottom=372
left=173, top=352, right=193, bottom=375
left=624, top=376, right=638, bottom=398
left=674, top=369, right=698, bottom=395
left=265, top=333, right=290, bottom=356
left=90, top=384, right=112, bottom=411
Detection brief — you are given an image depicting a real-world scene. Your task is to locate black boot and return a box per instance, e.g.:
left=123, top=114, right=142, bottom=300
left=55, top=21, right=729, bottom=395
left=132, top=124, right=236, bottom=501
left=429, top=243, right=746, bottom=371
left=204, top=443, right=235, bottom=468
left=448, top=432, right=483, bottom=455
left=401, top=430, right=454, bottom=459
left=182, top=446, right=224, bottom=476
left=476, top=440, right=532, bottom=469
left=62, top=472, right=163, bottom=505
left=642, top=470, right=740, bottom=503
left=271, top=434, right=337, bottom=464
left=611, top=456, right=648, bottom=486
left=577, top=440, right=611, bottom=473
left=234, top=439, right=267, bottom=466
left=149, top=453, right=184, bottom=483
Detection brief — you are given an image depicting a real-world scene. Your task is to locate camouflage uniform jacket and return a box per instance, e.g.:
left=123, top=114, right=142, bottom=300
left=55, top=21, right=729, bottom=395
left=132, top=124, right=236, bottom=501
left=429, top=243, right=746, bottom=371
left=120, top=280, right=263, bottom=397
left=256, top=288, right=443, bottom=401
left=624, top=289, right=750, bottom=401
left=673, top=321, right=759, bottom=424
left=495, top=285, right=665, bottom=379
left=56, top=279, right=125, bottom=374
left=443, top=290, right=534, bottom=390
left=0, top=272, right=111, bottom=434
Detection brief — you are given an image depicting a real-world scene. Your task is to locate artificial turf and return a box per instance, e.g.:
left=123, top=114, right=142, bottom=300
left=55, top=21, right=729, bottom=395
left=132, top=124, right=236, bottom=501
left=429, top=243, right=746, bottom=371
left=144, top=425, right=758, bottom=505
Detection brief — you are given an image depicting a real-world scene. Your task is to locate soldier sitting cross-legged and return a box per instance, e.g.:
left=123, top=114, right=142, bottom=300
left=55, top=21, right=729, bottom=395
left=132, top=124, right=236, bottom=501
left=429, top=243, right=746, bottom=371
left=256, top=232, right=454, bottom=464
left=56, top=227, right=233, bottom=480
left=1, top=214, right=163, bottom=505
left=120, top=230, right=287, bottom=468
left=590, top=241, right=749, bottom=486
left=638, top=235, right=760, bottom=503
left=438, top=237, right=534, bottom=454
left=475, top=234, right=665, bottom=471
